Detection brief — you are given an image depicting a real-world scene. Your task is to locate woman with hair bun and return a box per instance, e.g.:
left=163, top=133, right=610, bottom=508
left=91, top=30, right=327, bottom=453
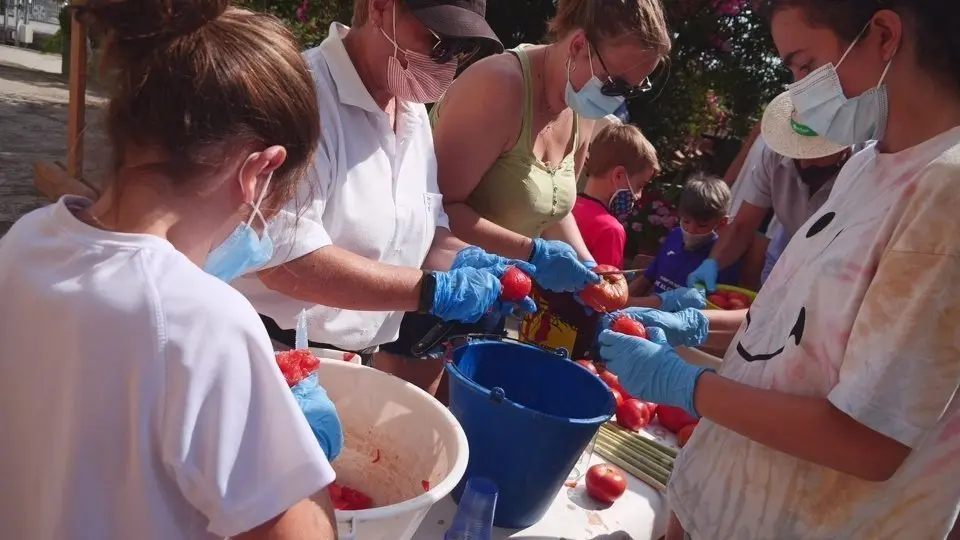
left=590, top=1, right=960, bottom=538
left=0, top=1, right=338, bottom=539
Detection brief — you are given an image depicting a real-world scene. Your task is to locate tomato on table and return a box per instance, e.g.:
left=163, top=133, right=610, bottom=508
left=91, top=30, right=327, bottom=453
left=585, top=464, right=627, bottom=504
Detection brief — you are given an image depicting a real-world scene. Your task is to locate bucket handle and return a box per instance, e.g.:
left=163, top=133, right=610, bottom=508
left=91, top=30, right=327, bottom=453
left=337, top=516, right=356, bottom=540
left=443, top=333, right=569, bottom=360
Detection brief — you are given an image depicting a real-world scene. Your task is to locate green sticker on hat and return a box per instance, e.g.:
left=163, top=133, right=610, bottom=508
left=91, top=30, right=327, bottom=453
left=790, top=116, right=819, bottom=137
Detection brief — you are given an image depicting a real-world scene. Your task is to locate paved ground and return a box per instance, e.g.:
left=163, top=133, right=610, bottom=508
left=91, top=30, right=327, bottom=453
left=0, top=45, right=107, bottom=235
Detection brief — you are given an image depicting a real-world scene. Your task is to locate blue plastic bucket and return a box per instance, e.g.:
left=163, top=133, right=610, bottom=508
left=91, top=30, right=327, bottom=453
left=446, top=338, right=615, bottom=528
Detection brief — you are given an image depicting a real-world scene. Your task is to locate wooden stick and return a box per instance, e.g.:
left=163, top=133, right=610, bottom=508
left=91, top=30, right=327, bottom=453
left=605, top=422, right=679, bottom=458
left=595, top=440, right=667, bottom=493
left=67, top=8, right=87, bottom=180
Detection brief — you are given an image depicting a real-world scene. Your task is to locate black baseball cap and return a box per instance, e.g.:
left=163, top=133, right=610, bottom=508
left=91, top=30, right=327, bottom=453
left=404, top=0, right=503, bottom=52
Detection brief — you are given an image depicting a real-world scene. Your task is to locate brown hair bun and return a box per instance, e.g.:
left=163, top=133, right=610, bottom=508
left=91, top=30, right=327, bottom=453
left=78, top=0, right=229, bottom=42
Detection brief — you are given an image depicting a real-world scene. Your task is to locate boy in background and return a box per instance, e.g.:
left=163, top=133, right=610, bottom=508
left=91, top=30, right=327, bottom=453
left=573, top=123, right=659, bottom=267
left=519, top=124, right=659, bottom=359
left=629, top=173, right=740, bottom=307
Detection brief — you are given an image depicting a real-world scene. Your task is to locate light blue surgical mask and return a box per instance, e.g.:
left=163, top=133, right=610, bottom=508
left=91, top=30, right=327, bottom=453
left=565, top=45, right=626, bottom=120
left=788, top=24, right=895, bottom=146
left=204, top=173, right=274, bottom=282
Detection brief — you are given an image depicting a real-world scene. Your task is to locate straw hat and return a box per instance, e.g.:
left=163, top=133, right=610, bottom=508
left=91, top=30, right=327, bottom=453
left=761, top=90, right=848, bottom=160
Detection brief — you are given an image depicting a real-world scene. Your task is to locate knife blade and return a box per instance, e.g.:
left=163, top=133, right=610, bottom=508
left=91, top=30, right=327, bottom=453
left=594, top=269, right=643, bottom=279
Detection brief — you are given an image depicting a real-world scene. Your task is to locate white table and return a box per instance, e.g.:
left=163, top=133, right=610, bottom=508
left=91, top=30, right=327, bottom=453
left=412, top=424, right=679, bottom=540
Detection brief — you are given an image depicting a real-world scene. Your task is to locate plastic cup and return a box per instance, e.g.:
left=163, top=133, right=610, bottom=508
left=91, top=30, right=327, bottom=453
left=567, top=432, right=598, bottom=482
left=444, top=477, right=498, bottom=540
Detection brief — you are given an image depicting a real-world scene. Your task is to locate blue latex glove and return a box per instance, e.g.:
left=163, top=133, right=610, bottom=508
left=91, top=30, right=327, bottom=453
left=601, top=307, right=709, bottom=348
left=528, top=238, right=600, bottom=293
left=597, top=327, right=713, bottom=417
left=451, top=246, right=536, bottom=276
left=657, top=287, right=707, bottom=312
left=686, top=259, right=719, bottom=292
left=431, top=267, right=537, bottom=323
left=290, top=374, right=344, bottom=461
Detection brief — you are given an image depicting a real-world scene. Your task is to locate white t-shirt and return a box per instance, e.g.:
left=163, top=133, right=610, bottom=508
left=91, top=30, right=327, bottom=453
left=0, top=198, right=335, bottom=540
left=231, top=22, right=449, bottom=351
left=669, top=128, right=960, bottom=539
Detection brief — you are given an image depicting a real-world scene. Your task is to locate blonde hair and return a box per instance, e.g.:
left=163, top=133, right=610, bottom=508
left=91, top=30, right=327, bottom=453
left=352, top=0, right=371, bottom=26
left=549, top=0, right=672, bottom=57
left=584, top=124, right=660, bottom=178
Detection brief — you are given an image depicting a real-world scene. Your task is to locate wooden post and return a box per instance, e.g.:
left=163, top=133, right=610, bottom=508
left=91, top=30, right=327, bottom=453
left=66, top=8, right=87, bottom=180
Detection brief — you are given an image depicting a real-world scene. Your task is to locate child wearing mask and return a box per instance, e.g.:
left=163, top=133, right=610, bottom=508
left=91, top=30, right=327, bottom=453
left=629, top=173, right=741, bottom=307
left=519, top=124, right=658, bottom=358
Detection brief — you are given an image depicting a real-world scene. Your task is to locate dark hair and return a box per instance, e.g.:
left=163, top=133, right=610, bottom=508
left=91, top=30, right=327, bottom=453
left=678, top=173, right=731, bottom=223
left=763, top=0, right=960, bottom=90
left=77, top=0, right=320, bottom=211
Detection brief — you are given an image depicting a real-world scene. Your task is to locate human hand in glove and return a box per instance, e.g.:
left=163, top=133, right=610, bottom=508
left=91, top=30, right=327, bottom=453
left=686, top=259, right=719, bottom=292
left=597, top=326, right=713, bottom=417
left=601, top=307, right=709, bottom=348
left=452, top=246, right=536, bottom=276
left=528, top=238, right=600, bottom=293
left=657, top=287, right=706, bottom=312
left=290, top=374, right=344, bottom=461
left=431, top=267, right=537, bottom=323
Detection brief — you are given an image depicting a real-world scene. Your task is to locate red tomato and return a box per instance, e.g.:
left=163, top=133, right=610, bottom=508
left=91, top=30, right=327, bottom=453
left=500, top=265, right=533, bottom=302
left=275, top=349, right=321, bottom=387
left=599, top=370, right=620, bottom=390
left=727, top=298, right=747, bottom=310
left=610, top=316, right=648, bottom=339
left=616, top=398, right=652, bottom=431
left=578, top=264, right=629, bottom=313
left=342, top=486, right=373, bottom=510
left=575, top=359, right=599, bottom=375
left=677, top=422, right=698, bottom=448
left=585, top=464, right=628, bottom=504
left=656, top=405, right=698, bottom=434
left=644, top=401, right=658, bottom=416
left=610, top=387, right=625, bottom=408
left=707, top=294, right=729, bottom=310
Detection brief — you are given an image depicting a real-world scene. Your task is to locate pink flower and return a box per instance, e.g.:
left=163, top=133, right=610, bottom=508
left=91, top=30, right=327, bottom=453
left=656, top=206, right=671, bottom=216
left=631, top=222, right=644, bottom=232
left=661, top=216, right=678, bottom=229
left=648, top=214, right=663, bottom=226
left=651, top=200, right=663, bottom=209
left=296, top=0, right=310, bottom=23
left=710, top=0, right=746, bottom=16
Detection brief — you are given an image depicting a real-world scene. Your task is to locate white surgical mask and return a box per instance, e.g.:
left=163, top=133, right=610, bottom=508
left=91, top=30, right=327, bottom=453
left=788, top=23, right=895, bottom=146
left=565, top=44, right=626, bottom=120
left=204, top=172, right=274, bottom=282
left=681, top=226, right=714, bottom=250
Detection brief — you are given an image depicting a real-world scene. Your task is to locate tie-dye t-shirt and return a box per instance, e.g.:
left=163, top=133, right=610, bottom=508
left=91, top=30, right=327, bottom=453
left=668, top=127, right=960, bottom=540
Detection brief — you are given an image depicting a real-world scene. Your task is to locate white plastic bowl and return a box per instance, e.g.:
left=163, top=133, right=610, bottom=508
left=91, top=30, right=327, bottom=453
left=313, top=358, right=469, bottom=540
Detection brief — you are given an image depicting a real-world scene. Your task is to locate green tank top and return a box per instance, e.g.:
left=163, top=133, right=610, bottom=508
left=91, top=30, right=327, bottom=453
left=430, top=46, right=579, bottom=238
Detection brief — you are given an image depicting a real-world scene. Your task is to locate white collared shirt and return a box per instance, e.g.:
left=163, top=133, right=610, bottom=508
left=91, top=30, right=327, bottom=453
left=232, top=23, right=449, bottom=351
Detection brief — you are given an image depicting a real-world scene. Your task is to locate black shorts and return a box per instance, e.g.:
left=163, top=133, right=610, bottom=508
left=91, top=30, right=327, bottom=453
left=379, top=312, right=507, bottom=357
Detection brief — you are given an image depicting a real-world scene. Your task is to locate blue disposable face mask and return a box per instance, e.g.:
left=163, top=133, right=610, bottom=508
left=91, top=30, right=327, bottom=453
left=565, top=44, right=626, bottom=120
left=788, top=24, right=895, bottom=146
left=608, top=173, right=639, bottom=219
left=204, top=173, right=275, bottom=283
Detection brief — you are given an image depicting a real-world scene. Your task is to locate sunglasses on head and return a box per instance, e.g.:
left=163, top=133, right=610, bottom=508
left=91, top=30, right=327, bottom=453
left=589, top=39, right=654, bottom=99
